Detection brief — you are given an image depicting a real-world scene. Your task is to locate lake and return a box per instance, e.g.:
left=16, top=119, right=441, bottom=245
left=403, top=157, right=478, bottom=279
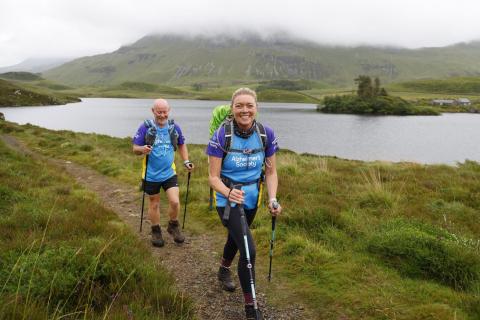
left=1, top=98, right=479, bottom=164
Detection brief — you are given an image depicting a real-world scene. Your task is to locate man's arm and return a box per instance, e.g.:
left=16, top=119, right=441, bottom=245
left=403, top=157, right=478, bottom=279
left=133, top=144, right=152, bottom=155
left=177, top=143, right=194, bottom=171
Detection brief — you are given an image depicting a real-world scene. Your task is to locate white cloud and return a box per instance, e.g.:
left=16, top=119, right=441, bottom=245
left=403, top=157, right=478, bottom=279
left=1, top=0, right=479, bottom=67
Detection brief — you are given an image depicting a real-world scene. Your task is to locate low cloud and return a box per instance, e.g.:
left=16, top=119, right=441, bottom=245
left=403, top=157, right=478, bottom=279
left=1, top=0, right=479, bottom=67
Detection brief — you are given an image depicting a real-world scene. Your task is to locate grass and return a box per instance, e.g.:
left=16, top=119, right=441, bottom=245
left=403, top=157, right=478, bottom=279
left=0, top=126, right=194, bottom=319
left=1, top=120, right=480, bottom=319
left=0, top=79, right=80, bottom=107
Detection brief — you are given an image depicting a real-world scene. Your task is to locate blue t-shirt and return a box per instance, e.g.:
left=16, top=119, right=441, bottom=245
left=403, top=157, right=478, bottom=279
left=206, top=124, right=279, bottom=209
left=133, top=120, right=185, bottom=182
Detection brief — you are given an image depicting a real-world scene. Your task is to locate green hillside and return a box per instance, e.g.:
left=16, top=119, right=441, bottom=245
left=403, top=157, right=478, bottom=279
left=44, top=34, right=480, bottom=87
left=0, top=71, right=44, bottom=81
left=390, top=77, right=480, bottom=94
left=0, top=79, right=80, bottom=107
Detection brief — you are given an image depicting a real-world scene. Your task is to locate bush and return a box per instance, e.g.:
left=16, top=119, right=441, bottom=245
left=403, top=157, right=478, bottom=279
left=367, top=219, right=480, bottom=290
left=321, top=95, right=440, bottom=115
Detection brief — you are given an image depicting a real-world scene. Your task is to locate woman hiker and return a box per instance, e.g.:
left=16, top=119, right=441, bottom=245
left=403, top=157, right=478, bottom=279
left=206, top=88, right=282, bottom=319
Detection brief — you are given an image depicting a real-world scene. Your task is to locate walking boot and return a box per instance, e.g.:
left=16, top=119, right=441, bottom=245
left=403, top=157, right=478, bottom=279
left=245, top=304, right=263, bottom=320
left=167, top=220, right=185, bottom=243
left=151, top=225, right=165, bottom=247
left=217, top=266, right=236, bottom=292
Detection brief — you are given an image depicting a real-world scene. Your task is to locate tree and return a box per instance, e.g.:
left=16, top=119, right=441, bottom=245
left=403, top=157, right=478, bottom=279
left=354, top=75, right=374, bottom=98
left=374, top=77, right=381, bottom=96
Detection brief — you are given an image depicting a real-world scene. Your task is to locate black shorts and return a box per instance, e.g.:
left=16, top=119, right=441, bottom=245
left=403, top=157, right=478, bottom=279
left=143, top=175, right=178, bottom=195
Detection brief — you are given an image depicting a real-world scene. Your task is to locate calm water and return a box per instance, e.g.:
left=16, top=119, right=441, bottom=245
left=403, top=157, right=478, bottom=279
left=1, top=98, right=479, bottom=164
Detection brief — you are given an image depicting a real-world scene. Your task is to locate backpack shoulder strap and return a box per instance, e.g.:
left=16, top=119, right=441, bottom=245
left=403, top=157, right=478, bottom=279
left=144, top=119, right=155, bottom=128
left=168, top=119, right=179, bottom=151
left=167, top=119, right=175, bottom=131
left=221, top=119, right=234, bottom=161
left=254, top=122, right=268, bottom=150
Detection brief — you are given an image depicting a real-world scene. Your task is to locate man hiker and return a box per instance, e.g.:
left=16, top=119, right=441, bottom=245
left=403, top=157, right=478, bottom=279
left=133, top=98, right=194, bottom=247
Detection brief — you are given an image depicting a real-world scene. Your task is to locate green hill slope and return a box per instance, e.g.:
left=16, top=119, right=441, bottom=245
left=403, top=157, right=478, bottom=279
left=0, top=78, right=80, bottom=107
left=44, top=34, right=480, bottom=87
left=390, top=77, right=480, bottom=94
left=0, top=71, right=44, bottom=81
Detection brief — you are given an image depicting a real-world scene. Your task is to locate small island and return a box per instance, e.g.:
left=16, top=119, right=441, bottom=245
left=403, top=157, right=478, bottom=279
left=319, top=76, right=440, bottom=115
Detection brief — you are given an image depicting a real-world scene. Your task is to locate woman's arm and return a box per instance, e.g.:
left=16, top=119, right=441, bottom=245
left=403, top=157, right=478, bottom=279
left=265, top=154, right=282, bottom=215
left=208, top=156, right=244, bottom=204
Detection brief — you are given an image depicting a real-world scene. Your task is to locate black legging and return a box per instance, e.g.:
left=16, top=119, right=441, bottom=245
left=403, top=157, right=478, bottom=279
left=217, top=206, right=257, bottom=294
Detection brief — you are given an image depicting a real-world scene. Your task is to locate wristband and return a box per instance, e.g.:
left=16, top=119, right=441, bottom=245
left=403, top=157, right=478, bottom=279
left=183, top=160, right=193, bottom=168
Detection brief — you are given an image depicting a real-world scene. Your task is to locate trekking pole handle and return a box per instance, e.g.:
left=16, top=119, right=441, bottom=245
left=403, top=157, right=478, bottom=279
left=272, top=201, right=279, bottom=209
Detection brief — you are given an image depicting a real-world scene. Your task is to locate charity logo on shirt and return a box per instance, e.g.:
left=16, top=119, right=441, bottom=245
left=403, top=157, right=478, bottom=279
left=230, top=154, right=262, bottom=168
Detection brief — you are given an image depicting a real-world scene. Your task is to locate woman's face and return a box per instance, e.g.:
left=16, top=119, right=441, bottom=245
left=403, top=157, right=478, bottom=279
left=232, top=94, right=257, bottom=129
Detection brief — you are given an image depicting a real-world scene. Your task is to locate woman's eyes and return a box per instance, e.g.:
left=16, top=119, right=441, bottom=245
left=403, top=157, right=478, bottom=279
left=234, top=104, right=255, bottom=109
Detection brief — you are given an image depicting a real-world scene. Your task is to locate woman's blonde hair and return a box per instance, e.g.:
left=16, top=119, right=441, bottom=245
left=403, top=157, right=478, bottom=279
left=231, top=87, right=257, bottom=107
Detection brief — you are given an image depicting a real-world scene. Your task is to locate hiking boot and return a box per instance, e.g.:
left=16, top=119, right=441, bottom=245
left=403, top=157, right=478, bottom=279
left=217, top=266, right=236, bottom=292
left=167, top=220, right=185, bottom=243
left=245, top=304, right=263, bottom=320
left=151, top=225, right=165, bottom=247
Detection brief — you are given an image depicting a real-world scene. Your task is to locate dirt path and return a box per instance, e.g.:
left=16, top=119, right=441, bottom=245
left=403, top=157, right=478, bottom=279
left=2, top=135, right=307, bottom=320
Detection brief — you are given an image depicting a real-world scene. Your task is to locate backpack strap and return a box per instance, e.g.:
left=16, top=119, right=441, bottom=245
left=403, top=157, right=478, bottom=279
left=168, top=119, right=179, bottom=151
left=144, top=119, right=155, bottom=128
left=222, top=119, right=234, bottom=161
left=254, top=122, right=268, bottom=150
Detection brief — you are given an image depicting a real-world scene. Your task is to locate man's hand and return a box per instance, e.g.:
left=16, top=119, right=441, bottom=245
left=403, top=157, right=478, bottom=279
left=143, top=145, right=152, bottom=155
left=184, top=160, right=194, bottom=172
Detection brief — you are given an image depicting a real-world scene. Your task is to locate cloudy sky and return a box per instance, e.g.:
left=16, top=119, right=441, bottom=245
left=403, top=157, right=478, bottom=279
left=1, top=0, right=480, bottom=67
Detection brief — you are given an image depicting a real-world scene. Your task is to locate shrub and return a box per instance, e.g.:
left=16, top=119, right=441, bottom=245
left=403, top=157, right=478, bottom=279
left=367, top=219, right=480, bottom=290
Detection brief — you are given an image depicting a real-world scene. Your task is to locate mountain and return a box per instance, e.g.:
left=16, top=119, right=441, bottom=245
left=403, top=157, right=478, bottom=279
left=0, top=58, right=73, bottom=74
left=43, top=34, right=480, bottom=87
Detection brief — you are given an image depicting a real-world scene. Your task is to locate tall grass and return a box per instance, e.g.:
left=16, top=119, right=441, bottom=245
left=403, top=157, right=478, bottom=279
left=2, top=120, right=480, bottom=319
left=0, top=135, right=194, bottom=319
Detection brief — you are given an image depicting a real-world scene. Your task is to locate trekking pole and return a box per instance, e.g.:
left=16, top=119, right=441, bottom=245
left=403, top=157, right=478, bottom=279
left=268, top=201, right=279, bottom=282
left=139, top=155, right=149, bottom=233
left=237, top=187, right=261, bottom=319
left=209, top=187, right=214, bottom=211
left=182, top=172, right=191, bottom=229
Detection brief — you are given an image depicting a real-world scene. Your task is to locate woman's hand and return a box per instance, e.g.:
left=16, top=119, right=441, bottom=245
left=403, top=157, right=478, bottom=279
left=268, top=199, right=282, bottom=216
left=227, top=187, right=245, bottom=205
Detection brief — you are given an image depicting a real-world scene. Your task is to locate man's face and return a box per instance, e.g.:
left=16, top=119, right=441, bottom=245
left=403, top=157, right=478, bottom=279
left=152, top=103, right=170, bottom=126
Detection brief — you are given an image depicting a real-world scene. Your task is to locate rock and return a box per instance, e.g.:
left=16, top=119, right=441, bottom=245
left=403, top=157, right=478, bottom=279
left=0, top=112, right=4, bottom=121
